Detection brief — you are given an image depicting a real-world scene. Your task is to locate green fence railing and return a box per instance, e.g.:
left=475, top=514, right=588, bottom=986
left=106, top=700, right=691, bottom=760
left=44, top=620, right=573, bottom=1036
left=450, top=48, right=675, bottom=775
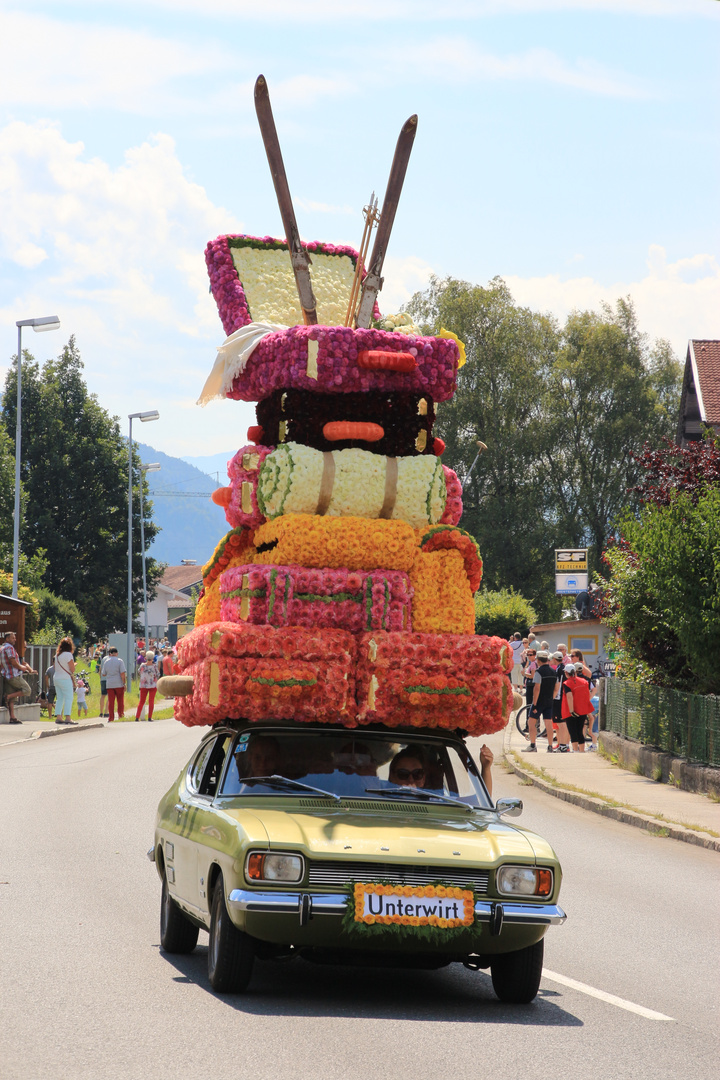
left=605, top=678, right=720, bottom=767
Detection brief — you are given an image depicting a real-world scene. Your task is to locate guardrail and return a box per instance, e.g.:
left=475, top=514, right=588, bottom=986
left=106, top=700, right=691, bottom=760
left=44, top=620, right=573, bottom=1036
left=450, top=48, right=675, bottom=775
left=605, top=677, right=720, bottom=767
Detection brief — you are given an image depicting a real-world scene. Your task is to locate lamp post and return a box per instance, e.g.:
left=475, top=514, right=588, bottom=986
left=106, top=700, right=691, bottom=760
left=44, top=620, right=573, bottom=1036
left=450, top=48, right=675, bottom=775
left=128, top=411, right=159, bottom=687
left=13, top=316, right=61, bottom=597
left=140, top=463, right=161, bottom=647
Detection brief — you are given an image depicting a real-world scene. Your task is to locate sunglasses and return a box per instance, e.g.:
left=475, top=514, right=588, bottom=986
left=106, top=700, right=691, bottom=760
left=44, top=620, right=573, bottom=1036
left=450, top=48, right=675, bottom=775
left=395, top=768, right=425, bottom=781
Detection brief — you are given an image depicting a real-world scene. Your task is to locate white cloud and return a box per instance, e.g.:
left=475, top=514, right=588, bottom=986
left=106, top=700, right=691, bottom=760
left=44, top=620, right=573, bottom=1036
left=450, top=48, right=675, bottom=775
left=504, top=245, right=720, bottom=356
left=380, top=255, right=436, bottom=314
left=0, top=9, right=661, bottom=116
left=32, top=0, right=718, bottom=19
left=0, top=120, right=246, bottom=455
left=378, top=38, right=652, bottom=98
left=0, top=11, right=228, bottom=114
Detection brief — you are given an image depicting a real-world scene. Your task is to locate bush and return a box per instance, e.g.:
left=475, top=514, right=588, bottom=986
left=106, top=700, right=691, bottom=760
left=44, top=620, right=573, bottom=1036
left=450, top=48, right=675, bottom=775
left=604, top=488, right=720, bottom=692
left=474, top=588, right=538, bottom=639
left=34, top=589, right=87, bottom=644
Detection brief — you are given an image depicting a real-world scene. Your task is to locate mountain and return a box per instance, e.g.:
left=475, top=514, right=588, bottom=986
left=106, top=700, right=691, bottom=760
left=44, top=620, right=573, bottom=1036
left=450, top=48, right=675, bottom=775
left=181, top=451, right=234, bottom=483
left=137, top=442, right=228, bottom=567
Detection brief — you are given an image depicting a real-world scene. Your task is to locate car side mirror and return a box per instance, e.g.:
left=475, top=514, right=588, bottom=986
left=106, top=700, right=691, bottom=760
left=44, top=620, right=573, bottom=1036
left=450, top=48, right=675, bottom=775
left=495, top=798, right=523, bottom=818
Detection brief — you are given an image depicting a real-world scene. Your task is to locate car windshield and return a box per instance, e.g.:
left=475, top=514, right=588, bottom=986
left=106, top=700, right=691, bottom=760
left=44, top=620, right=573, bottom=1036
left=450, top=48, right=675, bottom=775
left=220, top=729, right=492, bottom=809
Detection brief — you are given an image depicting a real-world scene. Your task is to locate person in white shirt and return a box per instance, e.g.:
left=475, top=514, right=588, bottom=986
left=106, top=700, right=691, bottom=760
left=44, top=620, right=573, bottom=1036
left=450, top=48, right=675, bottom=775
left=510, top=633, right=525, bottom=688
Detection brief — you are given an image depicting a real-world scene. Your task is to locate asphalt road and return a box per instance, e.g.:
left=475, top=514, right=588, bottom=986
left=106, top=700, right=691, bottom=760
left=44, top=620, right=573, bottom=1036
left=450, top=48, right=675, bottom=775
left=1, top=722, right=718, bottom=1080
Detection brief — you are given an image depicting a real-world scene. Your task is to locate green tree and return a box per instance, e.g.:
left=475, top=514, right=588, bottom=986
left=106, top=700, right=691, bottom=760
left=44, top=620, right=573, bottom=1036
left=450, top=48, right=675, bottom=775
left=405, top=281, right=682, bottom=619
left=605, top=490, right=720, bottom=693
left=35, top=588, right=88, bottom=642
left=1, top=337, right=161, bottom=639
left=545, top=299, right=682, bottom=573
left=406, top=276, right=561, bottom=617
left=0, top=424, right=18, bottom=560
left=474, top=588, right=538, bottom=639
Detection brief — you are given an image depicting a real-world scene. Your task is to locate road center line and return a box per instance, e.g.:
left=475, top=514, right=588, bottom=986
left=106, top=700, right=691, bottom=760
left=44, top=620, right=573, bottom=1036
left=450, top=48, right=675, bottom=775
left=542, top=969, right=675, bottom=1021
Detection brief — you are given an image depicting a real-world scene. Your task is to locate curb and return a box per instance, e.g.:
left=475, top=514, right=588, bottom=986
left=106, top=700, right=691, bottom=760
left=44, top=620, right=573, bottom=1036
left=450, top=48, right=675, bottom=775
left=502, top=719, right=720, bottom=854
left=32, top=722, right=105, bottom=740
left=0, top=722, right=106, bottom=748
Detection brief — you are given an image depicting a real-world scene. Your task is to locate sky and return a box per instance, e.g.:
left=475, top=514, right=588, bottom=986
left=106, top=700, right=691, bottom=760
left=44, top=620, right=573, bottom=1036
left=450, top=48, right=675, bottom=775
left=1, top=0, right=718, bottom=462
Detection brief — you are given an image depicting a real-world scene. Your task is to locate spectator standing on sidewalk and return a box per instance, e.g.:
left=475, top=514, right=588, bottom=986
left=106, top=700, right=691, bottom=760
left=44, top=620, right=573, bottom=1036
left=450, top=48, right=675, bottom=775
left=524, top=650, right=556, bottom=753
left=551, top=650, right=572, bottom=752
left=44, top=662, right=56, bottom=717
left=162, top=648, right=176, bottom=676
left=522, top=648, right=538, bottom=707
left=0, top=631, right=36, bottom=724
left=561, top=663, right=593, bottom=752
left=135, top=650, right=160, bottom=722
left=510, top=633, right=525, bottom=688
left=53, top=637, right=76, bottom=726
left=101, top=647, right=126, bottom=722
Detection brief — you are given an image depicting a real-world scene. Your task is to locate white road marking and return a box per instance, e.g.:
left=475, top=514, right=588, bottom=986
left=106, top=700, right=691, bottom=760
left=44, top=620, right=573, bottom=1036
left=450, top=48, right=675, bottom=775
left=542, top=969, right=675, bottom=1021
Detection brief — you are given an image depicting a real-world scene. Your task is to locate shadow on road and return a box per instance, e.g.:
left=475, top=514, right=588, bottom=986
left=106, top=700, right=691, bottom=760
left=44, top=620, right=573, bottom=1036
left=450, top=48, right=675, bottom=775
left=160, top=945, right=583, bottom=1027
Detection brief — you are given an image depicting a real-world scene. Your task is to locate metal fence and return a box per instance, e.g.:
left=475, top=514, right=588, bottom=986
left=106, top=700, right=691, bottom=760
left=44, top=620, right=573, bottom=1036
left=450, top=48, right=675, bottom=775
left=606, top=677, right=720, bottom=767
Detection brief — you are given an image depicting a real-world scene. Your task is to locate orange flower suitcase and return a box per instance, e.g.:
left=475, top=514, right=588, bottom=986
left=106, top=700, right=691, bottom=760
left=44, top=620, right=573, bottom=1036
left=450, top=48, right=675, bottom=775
left=173, top=622, right=357, bottom=727
left=355, top=631, right=512, bottom=736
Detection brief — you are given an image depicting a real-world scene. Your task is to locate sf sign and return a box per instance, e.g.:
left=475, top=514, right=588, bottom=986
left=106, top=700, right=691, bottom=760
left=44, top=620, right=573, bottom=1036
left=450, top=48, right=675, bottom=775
left=555, top=548, right=588, bottom=572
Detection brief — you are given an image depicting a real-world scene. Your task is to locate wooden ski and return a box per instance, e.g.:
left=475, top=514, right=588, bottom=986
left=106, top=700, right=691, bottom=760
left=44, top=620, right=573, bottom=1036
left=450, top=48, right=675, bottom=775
left=355, top=114, right=418, bottom=329
left=254, top=74, right=318, bottom=325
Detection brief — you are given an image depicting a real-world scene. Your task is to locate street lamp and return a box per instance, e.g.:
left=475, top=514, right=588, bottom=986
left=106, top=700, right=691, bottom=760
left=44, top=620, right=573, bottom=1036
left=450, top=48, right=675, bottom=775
left=140, top=463, right=161, bottom=647
left=128, top=411, right=159, bottom=686
left=13, top=316, right=61, bottom=597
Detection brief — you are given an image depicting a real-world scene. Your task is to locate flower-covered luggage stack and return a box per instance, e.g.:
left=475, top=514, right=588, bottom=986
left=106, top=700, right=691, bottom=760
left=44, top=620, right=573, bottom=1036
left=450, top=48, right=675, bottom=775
left=170, top=235, right=512, bottom=737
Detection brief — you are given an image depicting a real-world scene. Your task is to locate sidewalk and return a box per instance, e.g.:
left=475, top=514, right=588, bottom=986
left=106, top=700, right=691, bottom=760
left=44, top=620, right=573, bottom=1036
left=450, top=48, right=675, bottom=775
left=0, top=709, right=161, bottom=746
left=504, top=711, right=720, bottom=852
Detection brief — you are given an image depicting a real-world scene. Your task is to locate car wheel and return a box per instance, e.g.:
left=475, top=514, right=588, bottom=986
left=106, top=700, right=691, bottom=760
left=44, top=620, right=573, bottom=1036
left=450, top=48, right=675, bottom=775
left=490, top=939, right=544, bottom=1003
left=160, top=873, right=199, bottom=954
left=208, top=873, right=254, bottom=993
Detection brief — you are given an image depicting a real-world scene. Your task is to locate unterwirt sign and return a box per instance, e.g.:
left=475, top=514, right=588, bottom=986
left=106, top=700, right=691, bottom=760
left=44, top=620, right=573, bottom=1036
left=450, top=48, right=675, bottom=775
left=353, top=883, right=474, bottom=928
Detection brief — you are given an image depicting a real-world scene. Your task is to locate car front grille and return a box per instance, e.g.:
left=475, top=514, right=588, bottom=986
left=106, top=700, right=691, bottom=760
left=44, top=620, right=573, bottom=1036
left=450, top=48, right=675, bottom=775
left=307, top=860, right=489, bottom=893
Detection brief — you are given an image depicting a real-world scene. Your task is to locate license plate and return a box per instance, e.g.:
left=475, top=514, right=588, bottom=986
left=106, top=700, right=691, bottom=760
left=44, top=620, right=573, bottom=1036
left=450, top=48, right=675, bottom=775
left=354, top=883, right=474, bottom=928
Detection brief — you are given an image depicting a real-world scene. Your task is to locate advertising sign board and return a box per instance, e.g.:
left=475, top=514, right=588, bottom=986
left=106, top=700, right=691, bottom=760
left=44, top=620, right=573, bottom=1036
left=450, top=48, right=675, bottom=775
left=555, top=572, right=589, bottom=595
left=555, top=548, right=588, bottom=572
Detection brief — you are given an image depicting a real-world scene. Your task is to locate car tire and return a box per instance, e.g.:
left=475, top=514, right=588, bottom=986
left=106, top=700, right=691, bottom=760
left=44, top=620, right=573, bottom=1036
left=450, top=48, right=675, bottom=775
left=208, top=873, right=254, bottom=993
left=490, top=939, right=544, bottom=1004
left=160, top=874, right=199, bottom=954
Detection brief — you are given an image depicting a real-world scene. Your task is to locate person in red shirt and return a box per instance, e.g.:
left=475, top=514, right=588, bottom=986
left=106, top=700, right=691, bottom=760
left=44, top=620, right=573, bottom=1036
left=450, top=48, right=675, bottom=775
left=561, top=663, right=592, bottom=752
left=162, top=648, right=176, bottom=677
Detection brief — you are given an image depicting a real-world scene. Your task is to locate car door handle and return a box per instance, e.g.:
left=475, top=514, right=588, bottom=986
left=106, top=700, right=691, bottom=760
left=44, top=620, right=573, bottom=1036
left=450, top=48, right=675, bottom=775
left=174, top=803, right=189, bottom=813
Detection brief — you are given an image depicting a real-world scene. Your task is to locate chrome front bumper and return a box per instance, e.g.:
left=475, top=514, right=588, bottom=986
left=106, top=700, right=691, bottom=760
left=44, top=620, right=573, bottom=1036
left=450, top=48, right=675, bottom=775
left=228, top=889, right=566, bottom=926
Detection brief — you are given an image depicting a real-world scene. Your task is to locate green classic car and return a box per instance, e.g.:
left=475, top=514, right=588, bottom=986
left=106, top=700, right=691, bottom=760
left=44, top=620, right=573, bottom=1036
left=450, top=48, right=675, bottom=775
left=150, top=722, right=565, bottom=1003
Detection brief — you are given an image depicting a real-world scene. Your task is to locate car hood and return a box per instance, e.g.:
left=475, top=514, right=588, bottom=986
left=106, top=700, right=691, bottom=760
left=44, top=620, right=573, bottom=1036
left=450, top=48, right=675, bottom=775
left=237, top=806, right=539, bottom=865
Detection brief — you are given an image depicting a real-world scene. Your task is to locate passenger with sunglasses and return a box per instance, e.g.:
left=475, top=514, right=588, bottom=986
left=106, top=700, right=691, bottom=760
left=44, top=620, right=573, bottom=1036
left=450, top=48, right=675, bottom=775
left=389, top=750, right=427, bottom=788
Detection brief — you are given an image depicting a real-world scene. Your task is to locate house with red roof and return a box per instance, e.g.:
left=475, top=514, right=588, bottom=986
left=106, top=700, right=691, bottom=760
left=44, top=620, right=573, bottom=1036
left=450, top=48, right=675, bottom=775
left=141, top=562, right=203, bottom=641
left=677, top=340, right=720, bottom=445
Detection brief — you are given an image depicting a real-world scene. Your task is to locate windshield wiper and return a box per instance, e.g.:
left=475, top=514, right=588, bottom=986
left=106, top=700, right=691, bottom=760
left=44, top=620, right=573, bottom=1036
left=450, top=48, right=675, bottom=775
left=364, top=786, right=472, bottom=811
left=242, top=775, right=341, bottom=802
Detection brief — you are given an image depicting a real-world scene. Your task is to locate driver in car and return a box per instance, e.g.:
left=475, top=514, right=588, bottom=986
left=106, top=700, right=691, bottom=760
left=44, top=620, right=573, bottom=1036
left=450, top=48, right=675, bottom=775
left=242, top=735, right=282, bottom=778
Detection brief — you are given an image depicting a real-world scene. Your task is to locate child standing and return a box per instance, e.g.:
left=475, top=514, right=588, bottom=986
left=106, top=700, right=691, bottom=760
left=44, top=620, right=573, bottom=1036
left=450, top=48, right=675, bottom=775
left=75, top=677, right=88, bottom=717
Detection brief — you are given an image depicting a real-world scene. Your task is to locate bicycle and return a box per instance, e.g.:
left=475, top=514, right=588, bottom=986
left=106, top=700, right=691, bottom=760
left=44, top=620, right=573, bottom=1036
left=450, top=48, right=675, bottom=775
left=515, top=703, right=547, bottom=742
